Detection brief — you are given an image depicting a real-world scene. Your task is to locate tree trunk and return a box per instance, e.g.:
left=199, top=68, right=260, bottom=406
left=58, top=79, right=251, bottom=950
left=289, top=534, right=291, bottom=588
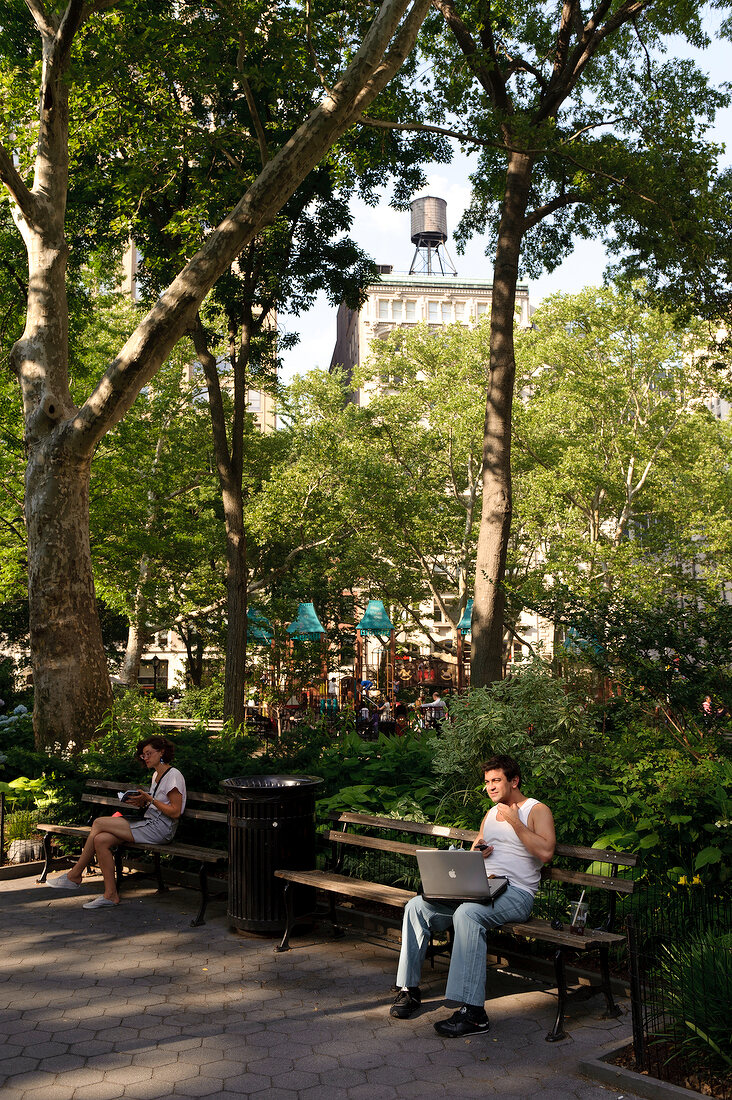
left=118, top=564, right=149, bottom=687
left=25, top=441, right=112, bottom=750
left=192, top=318, right=250, bottom=725
left=471, top=150, right=534, bottom=688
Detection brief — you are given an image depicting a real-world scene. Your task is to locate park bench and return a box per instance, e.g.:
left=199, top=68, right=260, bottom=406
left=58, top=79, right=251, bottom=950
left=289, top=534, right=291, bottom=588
left=274, top=810, right=638, bottom=1041
left=36, top=778, right=227, bottom=926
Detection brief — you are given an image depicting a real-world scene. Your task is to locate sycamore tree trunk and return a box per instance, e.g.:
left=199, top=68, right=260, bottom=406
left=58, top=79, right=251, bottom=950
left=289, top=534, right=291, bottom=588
left=471, top=150, right=534, bottom=688
left=25, top=437, right=113, bottom=750
left=2, top=0, right=430, bottom=749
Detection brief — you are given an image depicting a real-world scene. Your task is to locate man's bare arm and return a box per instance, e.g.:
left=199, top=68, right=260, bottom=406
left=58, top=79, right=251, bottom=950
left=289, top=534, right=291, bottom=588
left=496, top=801, right=556, bottom=863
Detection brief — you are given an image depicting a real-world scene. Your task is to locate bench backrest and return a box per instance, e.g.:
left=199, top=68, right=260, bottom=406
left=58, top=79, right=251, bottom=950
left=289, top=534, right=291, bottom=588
left=326, top=812, right=638, bottom=914
left=82, top=778, right=227, bottom=825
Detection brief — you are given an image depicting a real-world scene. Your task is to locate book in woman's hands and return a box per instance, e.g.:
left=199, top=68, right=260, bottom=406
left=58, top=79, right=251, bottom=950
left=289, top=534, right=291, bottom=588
left=118, top=789, right=142, bottom=802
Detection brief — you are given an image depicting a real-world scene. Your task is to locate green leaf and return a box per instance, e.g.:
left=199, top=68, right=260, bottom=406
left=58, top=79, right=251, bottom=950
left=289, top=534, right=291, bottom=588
left=694, top=846, right=723, bottom=869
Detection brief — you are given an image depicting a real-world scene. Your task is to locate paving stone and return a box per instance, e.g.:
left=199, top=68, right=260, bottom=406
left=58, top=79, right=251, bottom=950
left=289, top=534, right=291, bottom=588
left=71, top=1082, right=126, bottom=1100
left=219, top=1071, right=271, bottom=1093
left=101, top=1066, right=154, bottom=1085
left=67, top=1040, right=117, bottom=1057
left=171, top=1076, right=233, bottom=1096
left=173, top=1049, right=226, bottom=1068
left=0, top=1056, right=41, bottom=1079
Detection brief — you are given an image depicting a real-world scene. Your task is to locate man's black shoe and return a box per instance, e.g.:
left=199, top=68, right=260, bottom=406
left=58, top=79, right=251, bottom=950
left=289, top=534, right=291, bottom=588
left=434, top=1004, right=490, bottom=1037
left=390, top=988, right=422, bottom=1019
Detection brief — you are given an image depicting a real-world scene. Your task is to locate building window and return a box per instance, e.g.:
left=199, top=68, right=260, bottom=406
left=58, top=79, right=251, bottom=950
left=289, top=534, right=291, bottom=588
left=405, top=300, right=417, bottom=322
left=455, top=301, right=465, bottom=322
left=476, top=301, right=489, bottom=319
left=248, top=390, right=261, bottom=411
left=377, top=299, right=390, bottom=321
left=433, top=599, right=443, bottom=623
left=428, top=301, right=440, bottom=323
left=441, top=303, right=452, bottom=324
left=392, top=300, right=403, bottom=322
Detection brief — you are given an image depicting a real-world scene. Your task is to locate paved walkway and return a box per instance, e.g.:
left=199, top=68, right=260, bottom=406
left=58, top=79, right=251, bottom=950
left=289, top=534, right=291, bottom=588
left=0, top=870, right=638, bottom=1099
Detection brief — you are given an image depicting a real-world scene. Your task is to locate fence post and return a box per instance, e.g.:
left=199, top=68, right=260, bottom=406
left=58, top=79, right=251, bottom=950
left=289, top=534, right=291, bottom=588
left=626, top=913, right=646, bottom=1069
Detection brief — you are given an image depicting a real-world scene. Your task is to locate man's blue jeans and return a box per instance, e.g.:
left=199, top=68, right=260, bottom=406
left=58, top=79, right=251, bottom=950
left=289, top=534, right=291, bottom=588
left=395, top=885, right=535, bottom=1006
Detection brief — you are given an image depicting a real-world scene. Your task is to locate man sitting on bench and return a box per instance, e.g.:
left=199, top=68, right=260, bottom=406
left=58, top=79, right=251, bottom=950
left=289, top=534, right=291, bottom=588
left=390, top=754, right=556, bottom=1037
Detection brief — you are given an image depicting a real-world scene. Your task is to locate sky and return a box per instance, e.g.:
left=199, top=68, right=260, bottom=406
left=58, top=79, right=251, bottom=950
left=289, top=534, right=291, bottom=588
left=278, top=14, right=732, bottom=385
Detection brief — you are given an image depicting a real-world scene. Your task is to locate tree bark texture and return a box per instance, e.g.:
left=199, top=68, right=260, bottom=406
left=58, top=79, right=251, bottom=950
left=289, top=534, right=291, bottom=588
left=25, top=438, right=113, bottom=750
left=471, top=151, right=534, bottom=688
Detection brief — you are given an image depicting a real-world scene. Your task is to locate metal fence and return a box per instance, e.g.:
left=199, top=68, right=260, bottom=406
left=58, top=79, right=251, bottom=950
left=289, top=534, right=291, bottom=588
left=627, top=885, right=732, bottom=1100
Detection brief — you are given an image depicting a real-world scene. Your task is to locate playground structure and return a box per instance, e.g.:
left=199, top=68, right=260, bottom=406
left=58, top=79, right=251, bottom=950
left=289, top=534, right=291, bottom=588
left=245, top=595, right=473, bottom=723
left=354, top=599, right=395, bottom=708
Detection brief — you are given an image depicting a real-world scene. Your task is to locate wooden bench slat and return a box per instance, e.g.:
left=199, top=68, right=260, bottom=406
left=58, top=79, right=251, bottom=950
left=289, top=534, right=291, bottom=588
left=554, top=842, right=639, bottom=867
left=327, top=830, right=426, bottom=858
left=504, top=917, right=625, bottom=949
left=80, top=795, right=226, bottom=823
left=274, top=868, right=416, bottom=907
left=542, top=866, right=635, bottom=894
left=329, top=811, right=476, bottom=843
left=85, top=779, right=226, bottom=805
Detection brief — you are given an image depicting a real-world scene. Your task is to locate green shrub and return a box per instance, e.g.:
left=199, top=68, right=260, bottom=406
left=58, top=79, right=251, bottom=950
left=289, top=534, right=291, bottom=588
left=4, top=809, right=39, bottom=843
left=432, top=659, right=595, bottom=824
left=655, top=931, right=732, bottom=1071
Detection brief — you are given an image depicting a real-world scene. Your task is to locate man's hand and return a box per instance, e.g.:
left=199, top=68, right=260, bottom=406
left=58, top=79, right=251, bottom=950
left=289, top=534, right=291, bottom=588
left=495, top=802, right=521, bottom=829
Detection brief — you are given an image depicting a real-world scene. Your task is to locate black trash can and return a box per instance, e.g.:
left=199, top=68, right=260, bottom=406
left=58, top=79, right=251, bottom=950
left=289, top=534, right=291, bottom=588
left=221, top=774, right=322, bottom=934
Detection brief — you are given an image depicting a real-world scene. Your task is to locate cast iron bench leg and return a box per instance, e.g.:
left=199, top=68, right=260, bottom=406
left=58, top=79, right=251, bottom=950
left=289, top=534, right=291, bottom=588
left=191, top=864, right=208, bottom=927
left=114, top=847, right=124, bottom=891
left=599, top=943, right=622, bottom=1018
left=329, top=893, right=345, bottom=938
left=153, top=852, right=168, bottom=893
left=37, top=834, right=54, bottom=882
left=546, top=948, right=568, bottom=1042
left=276, top=881, right=295, bottom=952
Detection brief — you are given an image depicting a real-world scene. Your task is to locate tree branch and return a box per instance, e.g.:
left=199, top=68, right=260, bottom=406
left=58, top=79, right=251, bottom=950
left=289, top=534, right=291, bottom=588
left=306, top=0, right=332, bottom=95
left=23, top=0, right=56, bottom=37
left=523, top=190, right=581, bottom=230
left=432, top=0, right=509, bottom=112
left=360, top=114, right=495, bottom=148
left=0, top=142, right=38, bottom=225
left=239, top=73, right=269, bottom=167
left=70, top=0, right=431, bottom=452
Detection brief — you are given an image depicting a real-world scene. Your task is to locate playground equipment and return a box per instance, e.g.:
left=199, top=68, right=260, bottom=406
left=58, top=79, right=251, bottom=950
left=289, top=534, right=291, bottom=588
left=354, top=599, right=396, bottom=705
left=456, top=597, right=473, bottom=691
left=286, top=602, right=328, bottom=703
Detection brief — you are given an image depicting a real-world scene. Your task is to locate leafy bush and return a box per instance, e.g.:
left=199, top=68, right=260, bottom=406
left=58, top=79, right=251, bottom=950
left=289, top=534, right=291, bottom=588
left=655, top=930, right=732, bottom=1071
left=432, top=659, right=595, bottom=823
left=4, top=809, right=39, bottom=843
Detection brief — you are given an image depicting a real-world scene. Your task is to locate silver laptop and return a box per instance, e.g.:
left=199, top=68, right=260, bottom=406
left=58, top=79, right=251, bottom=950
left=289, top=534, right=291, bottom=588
left=416, top=848, right=508, bottom=903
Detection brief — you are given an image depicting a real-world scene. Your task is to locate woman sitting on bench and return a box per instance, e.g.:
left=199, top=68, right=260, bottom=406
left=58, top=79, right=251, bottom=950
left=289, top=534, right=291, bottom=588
left=46, top=736, right=187, bottom=910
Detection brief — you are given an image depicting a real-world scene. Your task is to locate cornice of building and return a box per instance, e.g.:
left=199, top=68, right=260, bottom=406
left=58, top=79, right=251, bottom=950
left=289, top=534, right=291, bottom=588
left=365, top=274, right=529, bottom=294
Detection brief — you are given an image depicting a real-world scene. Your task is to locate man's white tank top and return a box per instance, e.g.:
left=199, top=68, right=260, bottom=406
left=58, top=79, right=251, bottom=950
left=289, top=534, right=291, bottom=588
left=481, top=797, right=543, bottom=896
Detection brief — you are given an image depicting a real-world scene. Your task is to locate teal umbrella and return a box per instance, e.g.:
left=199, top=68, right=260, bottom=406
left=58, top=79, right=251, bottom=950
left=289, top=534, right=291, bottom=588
left=356, top=599, right=394, bottom=636
left=458, top=598, right=474, bottom=635
left=286, top=602, right=326, bottom=641
left=247, top=607, right=273, bottom=646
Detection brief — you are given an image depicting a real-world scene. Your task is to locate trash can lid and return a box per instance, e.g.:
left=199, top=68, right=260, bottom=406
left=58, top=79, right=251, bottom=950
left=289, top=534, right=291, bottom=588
left=220, top=774, right=323, bottom=792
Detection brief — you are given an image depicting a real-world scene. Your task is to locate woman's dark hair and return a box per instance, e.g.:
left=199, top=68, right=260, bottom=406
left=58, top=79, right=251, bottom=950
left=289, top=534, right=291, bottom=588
left=136, top=735, right=176, bottom=764
left=480, top=755, right=521, bottom=784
